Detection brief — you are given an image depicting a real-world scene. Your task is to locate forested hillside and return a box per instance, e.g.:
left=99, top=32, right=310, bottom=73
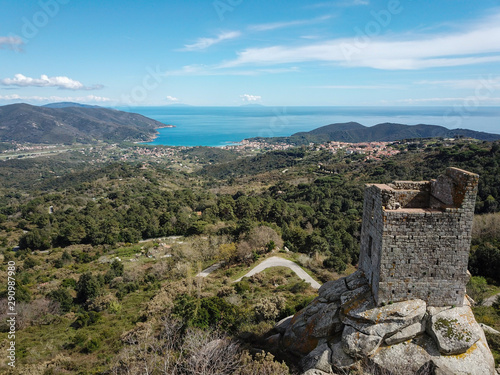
left=0, top=139, right=499, bottom=373
left=0, top=103, right=166, bottom=144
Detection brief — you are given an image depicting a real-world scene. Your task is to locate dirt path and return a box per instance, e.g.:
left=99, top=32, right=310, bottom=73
left=234, top=256, right=321, bottom=289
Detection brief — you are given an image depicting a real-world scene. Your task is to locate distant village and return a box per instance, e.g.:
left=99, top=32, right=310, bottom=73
left=1, top=137, right=474, bottom=166
left=222, top=139, right=402, bottom=161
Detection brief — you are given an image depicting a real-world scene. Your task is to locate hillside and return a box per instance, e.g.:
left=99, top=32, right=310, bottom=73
left=0, top=140, right=499, bottom=373
left=0, top=103, right=167, bottom=144
left=251, top=122, right=500, bottom=144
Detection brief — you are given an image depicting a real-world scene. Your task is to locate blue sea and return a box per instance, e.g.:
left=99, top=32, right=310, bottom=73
left=116, top=106, right=500, bottom=147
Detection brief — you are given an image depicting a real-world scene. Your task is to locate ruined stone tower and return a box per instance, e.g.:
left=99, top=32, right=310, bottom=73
left=358, top=167, right=479, bottom=307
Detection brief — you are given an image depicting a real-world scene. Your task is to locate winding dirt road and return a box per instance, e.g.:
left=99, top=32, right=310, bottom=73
left=234, top=256, right=321, bottom=289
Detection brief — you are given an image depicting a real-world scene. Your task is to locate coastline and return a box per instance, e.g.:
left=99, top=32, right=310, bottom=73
left=139, top=124, right=176, bottom=144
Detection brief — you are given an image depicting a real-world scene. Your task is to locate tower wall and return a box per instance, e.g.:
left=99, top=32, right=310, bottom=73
left=358, top=168, right=479, bottom=307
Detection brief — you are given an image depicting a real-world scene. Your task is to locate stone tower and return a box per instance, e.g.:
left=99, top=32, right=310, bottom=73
left=358, top=167, right=479, bottom=307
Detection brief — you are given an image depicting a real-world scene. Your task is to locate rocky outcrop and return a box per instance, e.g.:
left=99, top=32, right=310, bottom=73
left=274, top=270, right=496, bottom=375
left=427, top=306, right=482, bottom=355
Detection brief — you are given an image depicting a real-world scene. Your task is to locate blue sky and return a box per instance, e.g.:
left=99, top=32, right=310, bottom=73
left=1, top=0, right=500, bottom=106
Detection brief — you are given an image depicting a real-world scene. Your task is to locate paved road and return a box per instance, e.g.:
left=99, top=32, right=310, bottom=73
left=234, top=256, right=321, bottom=289
left=196, top=262, right=224, bottom=277
left=482, top=292, right=500, bottom=306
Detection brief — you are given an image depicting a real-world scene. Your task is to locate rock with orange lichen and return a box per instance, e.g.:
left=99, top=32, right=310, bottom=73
left=312, top=302, right=342, bottom=337
left=278, top=275, right=494, bottom=375
left=427, top=306, right=482, bottom=355
left=371, top=329, right=495, bottom=375
left=317, top=278, right=349, bottom=303
left=342, top=325, right=383, bottom=358
left=300, top=343, right=333, bottom=373
left=282, top=306, right=320, bottom=356
left=345, top=269, right=368, bottom=290
left=342, top=297, right=427, bottom=339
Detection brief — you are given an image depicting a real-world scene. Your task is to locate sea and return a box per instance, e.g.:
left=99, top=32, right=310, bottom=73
left=116, top=106, right=500, bottom=147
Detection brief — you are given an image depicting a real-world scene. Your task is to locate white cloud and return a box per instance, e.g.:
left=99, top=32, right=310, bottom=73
left=0, top=36, right=24, bottom=50
left=0, top=94, right=111, bottom=102
left=166, top=95, right=179, bottom=102
left=1, top=74, right=103, bottom=90
left=219, top=12, right=500, bottom=71
left=182, top=31, right=241, bottom=51
left=249, top=16, right=331, bottom=32
left=240, top=94, right=262, bottom=102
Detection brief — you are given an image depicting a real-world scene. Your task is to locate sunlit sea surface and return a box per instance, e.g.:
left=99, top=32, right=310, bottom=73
left=115, top=106, right=500, bottom=147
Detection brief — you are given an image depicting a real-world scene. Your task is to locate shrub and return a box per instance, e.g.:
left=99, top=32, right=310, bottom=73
left=110, top=259, right=124, bottom=276
left=217, top=285, right=235, bottom=297
left=87, top=294, right=118, bottom=312
left=47, top=288, right=73, bottom=312
left=61, top=278, right=77, bottom=288
left=234, top=280, right=251, bottom=294
left=72, top=311, right=101, bottom=329
left=83, top=337, right=101, bottom=353
left=172, top=294, right=241, bottom=331
left=235, top=351, right=289, bottom=375
left=23, top=256, right=39, bottom=269
left=323, top=256, right=347, bottom=273
left=288, top=280, right=309, bottom=294
left=108, top=301, right=122, bottom=314
left=466, top=276, right=488, bottom=304
left=254, top=295, right=286, bottom=321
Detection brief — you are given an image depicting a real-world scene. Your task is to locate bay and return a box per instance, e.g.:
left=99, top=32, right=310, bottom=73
left=116, top=106, right=500, bottom=147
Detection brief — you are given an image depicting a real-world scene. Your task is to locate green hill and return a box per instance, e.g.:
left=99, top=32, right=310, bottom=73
left=251, top=122, right=500, bottom=144
left=0, top=103, right=166, bottom=144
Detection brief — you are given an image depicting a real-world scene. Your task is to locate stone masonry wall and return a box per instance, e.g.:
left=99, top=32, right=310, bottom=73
left=359, top=167, right=479, bottom=307
left=359, top=184, right=385, bottom=299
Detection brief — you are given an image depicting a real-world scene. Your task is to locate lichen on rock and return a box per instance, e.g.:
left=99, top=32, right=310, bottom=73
left=277, top=275, right=495, bottom=375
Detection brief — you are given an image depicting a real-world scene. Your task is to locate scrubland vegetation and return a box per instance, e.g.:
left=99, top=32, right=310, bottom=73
left=0, top=139, right=499, bottom=373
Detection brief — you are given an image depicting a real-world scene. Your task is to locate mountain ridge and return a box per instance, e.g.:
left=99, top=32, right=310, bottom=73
left=0, top=103, right=167, bottom=144
left=250, top=122, right=500, bottom=144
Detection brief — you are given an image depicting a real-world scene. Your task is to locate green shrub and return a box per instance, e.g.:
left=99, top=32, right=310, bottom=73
left=235, top=351, right=289, bottom=375
left=61, top=278, right=77, bottom=288
left=234, top=279, right=251, bottom=294
left=84, top=337, right=101, bottom=353
left=23, top=256, right=39, bottom=269
left=108, top=301, right=122, bottom=314
left=172, top=294, right=241, bottom=331
left=73, top=311, right=101, bottom=329
left=47, top=288, right=73, bottom=312
left=323, top=256, right=347, bottom=273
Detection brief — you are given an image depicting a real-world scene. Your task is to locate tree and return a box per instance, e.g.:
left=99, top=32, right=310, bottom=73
left=48, top=288, right=73, bottom=312
left=218, top=243, right=237, bottom=263
left=485, top=195, right=498, bottom=213
left=244, top=226, right=283, bottom=253
left=76, top=273, right=101, bottom=305
left=110, top=259, right=124, bottom=277
left=19, top=229, right=51, bottom=250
